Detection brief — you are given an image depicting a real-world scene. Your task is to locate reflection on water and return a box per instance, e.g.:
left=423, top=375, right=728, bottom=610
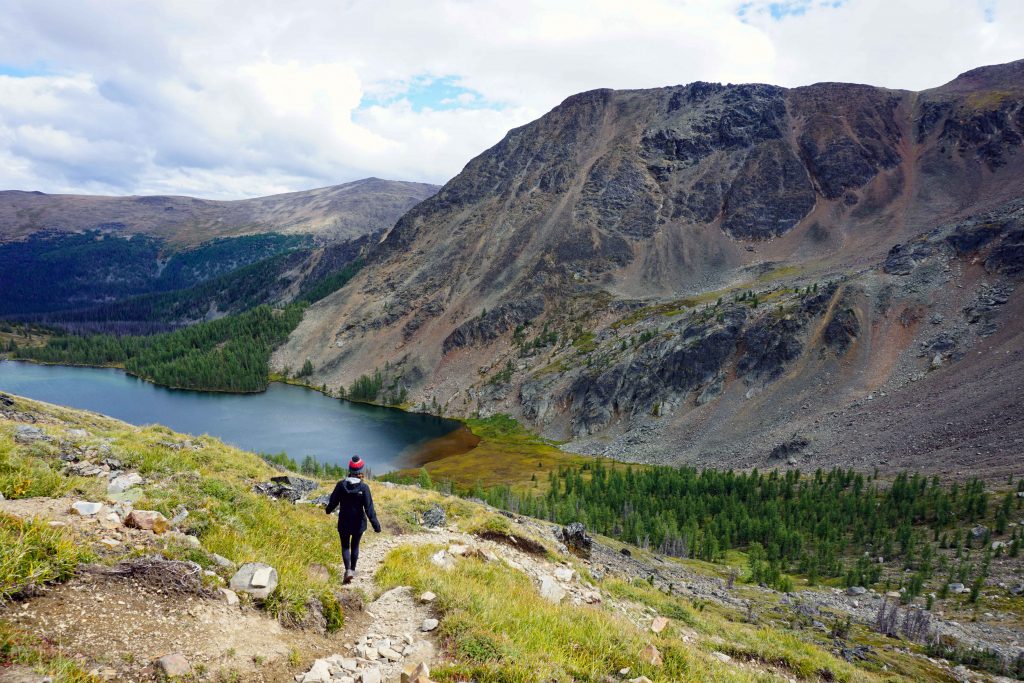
left=0, top=360, right=474, bottom=473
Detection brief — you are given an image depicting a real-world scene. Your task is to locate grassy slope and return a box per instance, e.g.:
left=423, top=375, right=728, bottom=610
left=0, top=395, right=955, bottom=682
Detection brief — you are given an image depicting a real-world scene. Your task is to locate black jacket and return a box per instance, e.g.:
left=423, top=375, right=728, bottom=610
left=326, top=477, right=381, bottom=534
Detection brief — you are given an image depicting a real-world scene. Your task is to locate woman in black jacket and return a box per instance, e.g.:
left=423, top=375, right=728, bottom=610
left=325, top=456, right=381, bottom=583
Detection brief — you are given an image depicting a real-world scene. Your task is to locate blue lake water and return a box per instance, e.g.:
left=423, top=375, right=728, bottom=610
left=0, top=360, right=467, bottom=473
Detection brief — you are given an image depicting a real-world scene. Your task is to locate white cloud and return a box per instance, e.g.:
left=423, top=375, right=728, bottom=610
left=0, top=0, right=1020, bottom=198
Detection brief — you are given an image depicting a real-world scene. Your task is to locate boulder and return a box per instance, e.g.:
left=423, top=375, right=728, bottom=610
left=107, top=472, right=143, bottom=494
left=361, top=668, right=382, bottom=683
left=558, top=522, right=593, bottom=558
left=271, top=475, right=319, bottom=497
left=14, top=425, right=45, bottom=443
left=155, top=653, right=191, bottom=677
left=70, top=501, right=104, bottom=516
left=970, top=525, right=989, bottom=539
left=651, top=616, right=668, bottom=634
left=539, top=575, right=566, bottom=604
left=639, top=644, right=663, bottom=667
left=421, top=504, right=446, bottom=528
left=421, top=618, right=439, bottom=632
left=126, top=510, right=170, bottom=534
left=229, top=562, right=279, bottom=599
left=846, top=586, right=867, bottom=596
left=253, top=475, right=318, bottom=503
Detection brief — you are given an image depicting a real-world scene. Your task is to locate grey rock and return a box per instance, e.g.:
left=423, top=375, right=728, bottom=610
left=107, top=472, right=143, bottom=494
left=846, top=586, right=867, bottom=596
left=229, top=562, right=279, bottom=599
left=420, top=618, right=439, bottom=632
left=539, top=575, right=566, bottom=603
left=421, top=504, right=446, bottom=528
left=14, top=425, right=45, bottom=443
left=211, top=553, right=235, bottom=569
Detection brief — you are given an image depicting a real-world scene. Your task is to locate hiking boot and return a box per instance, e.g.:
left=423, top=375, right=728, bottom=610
left=343, top=569, right=354, bottom=584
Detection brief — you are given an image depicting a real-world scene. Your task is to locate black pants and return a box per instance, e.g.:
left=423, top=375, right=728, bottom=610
left=339, top=529, right=364, bottom=571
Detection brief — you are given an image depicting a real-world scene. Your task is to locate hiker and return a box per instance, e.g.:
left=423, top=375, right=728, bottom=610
left=326, top=456, right=381, bottom=583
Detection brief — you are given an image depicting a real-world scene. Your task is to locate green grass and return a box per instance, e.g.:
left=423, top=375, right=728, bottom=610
left=0, top=513, right=93, bottom=603
left=0, top=621, right=99, bottom=682
left=376, top=544, right=759, bottom=683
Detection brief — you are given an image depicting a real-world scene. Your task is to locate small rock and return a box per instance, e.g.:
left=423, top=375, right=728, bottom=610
left=539, top=575, right=566, bottom=604
left=155, top=653, right=191, bottom=677
left=639, top=644, right=662, bottom=667
left=360, top=668, right=382, bottom=683
left=211, top=553, right=235, bottom=569
left=419, top=591, right=436, bottom=603
left=71, top=501, right=104, bottom=516
left=98, top=538, right=120, bottom=548
left=628, top=678, right=653, bottom=683
left=125, top=509, right=170, bottom=534
left=229, top=562, right=279, bottom=599
left=171, top=507, right=189, bottom=525
left=379, top=646, right=403, bottom=662
left=846, top=586, right=867, bottom=596
left=650, top=616, right=668, bottom=633
left=421, top=618, right=439, bottom=632
left=299, top=659, right=331, bottom=683
left=401, top=660, right=431, bottom=683
left=711, top=651, right=732, bottom=663
left=364, top=646, right=379, bottom=661
left=218, top=588, right=239, bottom=606
left=107, top=472, right=143, bottom=494
left=448, top=544, right=468, bottom=556
left=430, top=550, right=454, bottom=570
left=554, top=567, right=575, bottom=583
left=947, top=582, right=966, bottom=594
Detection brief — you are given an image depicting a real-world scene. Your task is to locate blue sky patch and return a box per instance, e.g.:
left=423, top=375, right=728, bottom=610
left=359, top=74, right=499, bottom=112
left=0, top=63, right=51, bottom=78
left=737, top=0, right=847, bottom=22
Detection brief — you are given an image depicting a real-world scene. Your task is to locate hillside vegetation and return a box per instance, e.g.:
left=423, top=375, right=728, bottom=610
left=2, top=393, right=1011, bottom=681
left=15, top=304, right=305, bottom=392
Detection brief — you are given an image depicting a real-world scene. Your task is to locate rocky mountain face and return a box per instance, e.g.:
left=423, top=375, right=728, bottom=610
left=0, top=178, right=438, bottom=245
left=277, top=60, right=1024, bottom=475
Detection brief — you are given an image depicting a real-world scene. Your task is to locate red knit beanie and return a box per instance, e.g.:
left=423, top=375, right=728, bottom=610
left=348, top=456, right=365, bottom=474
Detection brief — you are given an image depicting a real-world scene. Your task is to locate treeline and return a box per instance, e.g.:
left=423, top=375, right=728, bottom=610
left=464, top=464, right=1020, bottom=588
left=260, top=452, right=351, bottom=479
left=15, top=304, right=305, bottom=392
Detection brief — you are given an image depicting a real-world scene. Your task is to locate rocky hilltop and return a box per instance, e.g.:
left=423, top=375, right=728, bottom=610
left=0, top=177, right=438, bottom=245
left=276, top=60, right=1024, bottom=475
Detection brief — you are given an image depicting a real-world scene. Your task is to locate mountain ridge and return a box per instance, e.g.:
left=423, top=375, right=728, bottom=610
left=0, top=177, right=439, bottom=245
left=275, top=60, right=1024, bottom=474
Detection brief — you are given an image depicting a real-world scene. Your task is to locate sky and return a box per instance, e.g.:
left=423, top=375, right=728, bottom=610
left=0, top=0, right=1021, bottom=199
